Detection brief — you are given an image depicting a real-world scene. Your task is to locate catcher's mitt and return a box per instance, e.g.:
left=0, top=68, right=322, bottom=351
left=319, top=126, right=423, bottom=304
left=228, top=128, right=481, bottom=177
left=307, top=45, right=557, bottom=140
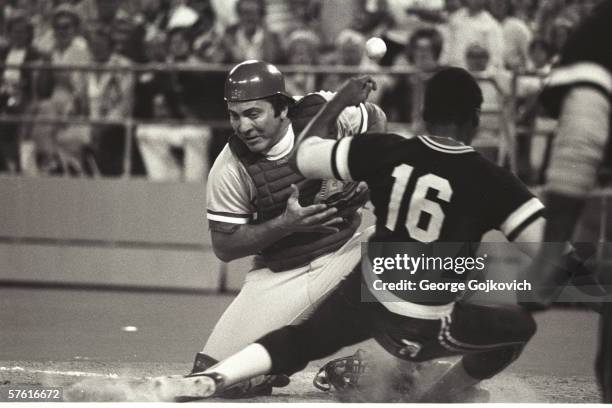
left=314, top=180, right=370, bottom=220
left=313, top=349, right=369, bottom=392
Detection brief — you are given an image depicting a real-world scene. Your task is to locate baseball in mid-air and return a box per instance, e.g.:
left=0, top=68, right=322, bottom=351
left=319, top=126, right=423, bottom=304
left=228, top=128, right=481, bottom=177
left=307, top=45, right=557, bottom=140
left=365, top=37, right=387, bottom=60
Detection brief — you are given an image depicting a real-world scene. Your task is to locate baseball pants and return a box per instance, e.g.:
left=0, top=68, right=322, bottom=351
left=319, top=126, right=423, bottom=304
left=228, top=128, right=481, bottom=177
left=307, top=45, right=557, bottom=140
left=202, top=226, right=375, bottom=360
left=258, top=267, right=537, bottom=381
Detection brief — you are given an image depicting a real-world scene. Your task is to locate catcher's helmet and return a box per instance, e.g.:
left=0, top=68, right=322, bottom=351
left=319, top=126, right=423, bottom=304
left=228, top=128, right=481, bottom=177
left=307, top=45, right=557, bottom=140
left=224, top=60, right=292, bottom=102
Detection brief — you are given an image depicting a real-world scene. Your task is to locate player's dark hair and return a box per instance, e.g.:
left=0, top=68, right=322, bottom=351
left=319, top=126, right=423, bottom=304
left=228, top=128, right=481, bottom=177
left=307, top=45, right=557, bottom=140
left=407, top=28, right=444, bottom=63
left=263, top=94, right=293, bottom=117
left=423, top=67, right=483, bottom=126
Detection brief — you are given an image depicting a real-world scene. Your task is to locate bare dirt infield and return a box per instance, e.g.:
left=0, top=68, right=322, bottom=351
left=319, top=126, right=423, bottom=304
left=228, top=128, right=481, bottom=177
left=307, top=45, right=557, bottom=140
left=0, top=359, right=600, bottom=403
left=0, top=288, right=603, bottom=403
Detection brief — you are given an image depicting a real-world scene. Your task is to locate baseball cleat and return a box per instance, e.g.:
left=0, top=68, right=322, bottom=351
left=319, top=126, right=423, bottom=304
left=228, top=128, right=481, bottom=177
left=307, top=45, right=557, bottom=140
left=155, top=372, right=224, bottom=402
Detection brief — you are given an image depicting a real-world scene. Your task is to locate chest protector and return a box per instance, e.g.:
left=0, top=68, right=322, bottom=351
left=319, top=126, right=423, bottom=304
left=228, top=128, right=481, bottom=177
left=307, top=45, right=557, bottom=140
left=228, top=93, right=362, bottom=272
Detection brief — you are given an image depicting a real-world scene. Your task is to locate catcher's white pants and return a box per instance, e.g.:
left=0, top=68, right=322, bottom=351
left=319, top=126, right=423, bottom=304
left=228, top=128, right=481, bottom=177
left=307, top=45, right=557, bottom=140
left=202, top=226, right=375, bottom=360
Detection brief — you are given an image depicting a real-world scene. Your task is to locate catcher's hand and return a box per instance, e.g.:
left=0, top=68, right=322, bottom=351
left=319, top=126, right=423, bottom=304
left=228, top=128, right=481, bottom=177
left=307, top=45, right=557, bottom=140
left=313, top=349, right=369, bottom=392
left=282, top=184, right=344, bottom=234
left=315, top=181, right=370, bottom=221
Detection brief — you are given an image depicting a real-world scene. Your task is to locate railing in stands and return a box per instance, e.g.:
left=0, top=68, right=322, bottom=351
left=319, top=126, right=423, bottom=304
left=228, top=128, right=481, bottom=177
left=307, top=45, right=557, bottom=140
left=0, top=62, right=514, bottom=176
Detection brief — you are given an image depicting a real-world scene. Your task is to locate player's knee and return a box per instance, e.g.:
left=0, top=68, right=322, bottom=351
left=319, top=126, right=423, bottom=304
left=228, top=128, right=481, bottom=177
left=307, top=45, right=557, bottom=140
left=500, top=307, right=537, bottom=343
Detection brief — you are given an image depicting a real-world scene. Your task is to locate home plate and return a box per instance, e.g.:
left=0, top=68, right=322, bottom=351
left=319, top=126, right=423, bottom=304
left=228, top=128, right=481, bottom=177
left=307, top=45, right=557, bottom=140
left=63, top=375, right=216, bottom=402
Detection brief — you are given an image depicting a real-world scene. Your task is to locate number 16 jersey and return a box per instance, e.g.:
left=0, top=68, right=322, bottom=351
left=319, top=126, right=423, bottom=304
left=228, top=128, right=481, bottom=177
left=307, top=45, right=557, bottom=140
left=298, top=133, right=544, bottom=244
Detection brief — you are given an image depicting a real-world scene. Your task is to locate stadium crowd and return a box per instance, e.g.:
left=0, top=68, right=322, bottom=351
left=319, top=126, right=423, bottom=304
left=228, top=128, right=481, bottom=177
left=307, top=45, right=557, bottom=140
left=0, top=0, right=601, bottom=179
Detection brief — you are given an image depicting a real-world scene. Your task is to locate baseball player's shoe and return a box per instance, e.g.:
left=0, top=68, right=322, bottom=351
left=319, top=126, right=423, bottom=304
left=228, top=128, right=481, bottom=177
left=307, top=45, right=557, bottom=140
left=168, top=372, right=225, bottom=402
left=190, top=352, right=289, bottom=398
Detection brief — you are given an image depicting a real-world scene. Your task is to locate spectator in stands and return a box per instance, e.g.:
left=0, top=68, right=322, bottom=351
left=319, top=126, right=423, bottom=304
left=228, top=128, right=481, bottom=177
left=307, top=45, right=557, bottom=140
left=167, top=27, right=195, bottom=65
left=142, top=25, right=212, bottom=179
left=511, top=0, right=537, bottom=24
left=0, top=1, right=7, bottom=39
left=189, top=0, right=224, bottom=56
left=111, top=11, right=142, bottom=62
left=434, top=0, right=461, bottom=64
left=189, top=1, right=233, bottom=172
left=192, top=11, right=228, bottom=64
left=444, top=0, right=504, bottom=70
left=387, top=0, right=445, bottom=56
left=283, top=29, right=321, bottom=96
left=0, top=10, right=51, bottom=173
left=548, top=16, right=575, bottom=63
left=533, top=0, right=579, bottom=47
left=284, top=0, right=322, bottom=37
left=465, top=42, right=511, bottom=162
left=80, top=0, right=124, bottom=30
left=382, top=27, right=443, bottom=126
left=351, top=0, right=445, bottom=68
left=223, top=0, right=283, bottom=63
left=24, top=80, right=89, bottom=175
left=321, top=29, right=389, bottom=103
left=49, top=4, right=91, bottom=101
left=20, top=4, right=93, bottom=176
left=445, top=0, right=463, bottom=14
left=513, top=37, right=554, bottom=185
left=30, top=1, right=64, bottom=54
left=527, top=37, right=552, bottom=74
left=133, top=34, right=175, bottom=120
left=85, top=27, right=132, bottom=121
left=85, top=27, right=136, bottom=176
left=137, top=0, right=169, bottom=43
left=262, top=0, right=321, bottom=36
left=489, top=0, right=532, bottom=71
left=466, top=43, right=491, bottom=73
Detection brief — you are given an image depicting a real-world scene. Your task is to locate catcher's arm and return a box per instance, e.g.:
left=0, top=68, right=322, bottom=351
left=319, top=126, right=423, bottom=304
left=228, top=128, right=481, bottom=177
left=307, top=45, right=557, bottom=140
left=210, top=185, right=343, bottom=262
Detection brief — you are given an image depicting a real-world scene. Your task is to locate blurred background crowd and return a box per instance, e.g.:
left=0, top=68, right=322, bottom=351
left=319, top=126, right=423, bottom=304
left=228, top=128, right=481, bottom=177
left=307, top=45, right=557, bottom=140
left=0, top=0, right=601, bottom=181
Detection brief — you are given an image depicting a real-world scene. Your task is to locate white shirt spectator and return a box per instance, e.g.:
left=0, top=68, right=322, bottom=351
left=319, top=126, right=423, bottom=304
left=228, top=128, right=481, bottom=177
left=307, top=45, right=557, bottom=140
left=86, top=54, right=132, bottom=120
left=501, top=16, right=532, bottom=70
left=384, top=0, right=445, bottom=45
left=444, top=8, right=504, bottom=70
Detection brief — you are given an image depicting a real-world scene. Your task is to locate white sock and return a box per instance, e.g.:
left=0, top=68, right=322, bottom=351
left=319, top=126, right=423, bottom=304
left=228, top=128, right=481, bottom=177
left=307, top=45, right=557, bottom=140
left=204, top=343, right=273, bottom=387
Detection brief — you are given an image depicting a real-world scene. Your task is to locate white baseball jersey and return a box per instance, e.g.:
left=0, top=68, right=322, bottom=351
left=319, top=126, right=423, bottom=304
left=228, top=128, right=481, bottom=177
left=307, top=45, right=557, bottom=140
left=206, top=97, right=370, bottom=225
